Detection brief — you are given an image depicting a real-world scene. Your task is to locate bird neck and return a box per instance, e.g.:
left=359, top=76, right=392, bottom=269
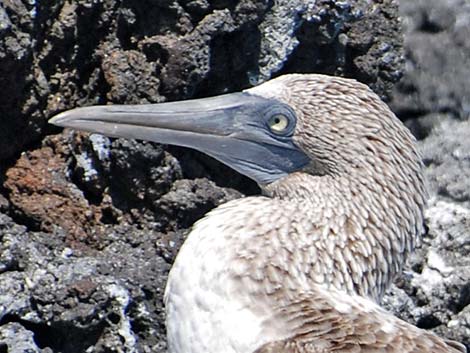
left=262, top=169, right=425, bottom=301
left=165, top=164, right=425, bottom=352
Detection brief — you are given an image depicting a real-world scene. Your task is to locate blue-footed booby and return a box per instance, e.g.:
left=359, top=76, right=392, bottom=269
left=50, top=74, right=467, bottom=353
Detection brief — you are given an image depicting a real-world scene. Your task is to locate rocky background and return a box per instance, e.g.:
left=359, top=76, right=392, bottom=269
left=0, top=0, right=468, bottom=352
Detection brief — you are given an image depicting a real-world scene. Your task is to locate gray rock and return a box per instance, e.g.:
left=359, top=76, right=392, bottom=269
left=420, top=119, right=470, bottom=207
left=384, top=20, right=470, bottom=343
left=0, top=210, right=172, bottom=352
left=384, top=198, right=470, bottom=348
left=390, top=0, right=470, bottom=138
left=0, top=1, right=37, bottom=160
left=0, top=322, right=45, bottom=353
left=381, top=2, right=470, bottom=348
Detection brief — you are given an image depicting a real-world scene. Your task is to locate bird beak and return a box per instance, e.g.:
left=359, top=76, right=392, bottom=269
left=49, top=92, right=309, bottom=185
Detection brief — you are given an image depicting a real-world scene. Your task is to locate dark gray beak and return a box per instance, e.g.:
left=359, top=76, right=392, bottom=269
left=49, top=92, right=309, bottom=185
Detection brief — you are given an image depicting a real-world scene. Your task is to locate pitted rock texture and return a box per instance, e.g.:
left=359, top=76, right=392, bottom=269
left=1, top=131, right=244, bottom=352
left=420, top=119, right=470, bottom=207
left=0, top=212, right=171, bottom=352
left=381, top=0, right=470, bottom=350
left=383, top=196, right=470, bottom=348
left=382, top=118, right=470, bottom=350
left=0, top=0, right=403, bottom=161
left=390, top=0, right=470, bottom=139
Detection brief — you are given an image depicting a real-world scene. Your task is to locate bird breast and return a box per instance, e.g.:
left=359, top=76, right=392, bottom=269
left=164, top=197, right=289, bottom=353
left=164, top=173, right=405, bottom=353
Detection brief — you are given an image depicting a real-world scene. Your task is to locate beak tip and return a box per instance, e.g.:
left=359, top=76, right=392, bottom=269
left=49, top=110, right=77, bottom=127
left=48, top=113, right=63, bottom=126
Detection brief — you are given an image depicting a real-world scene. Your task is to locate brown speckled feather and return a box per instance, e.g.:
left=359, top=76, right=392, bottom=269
left=254, top=289, right=466, bottom=353
left=167, top=75, right=465, bottom=353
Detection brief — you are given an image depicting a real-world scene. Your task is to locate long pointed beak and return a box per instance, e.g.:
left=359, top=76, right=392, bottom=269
left=49, top=92, right=309, bottom=185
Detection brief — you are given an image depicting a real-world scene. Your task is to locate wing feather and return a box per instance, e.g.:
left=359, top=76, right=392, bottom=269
left=254, top=289, right=466, bottom=353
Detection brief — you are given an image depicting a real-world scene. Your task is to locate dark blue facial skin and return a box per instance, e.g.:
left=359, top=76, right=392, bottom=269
left=49, top=92, right=310, bottom=186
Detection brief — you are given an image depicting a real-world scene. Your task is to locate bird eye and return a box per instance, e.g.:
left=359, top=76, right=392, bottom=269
left=267, top=114, right=289, bottom=134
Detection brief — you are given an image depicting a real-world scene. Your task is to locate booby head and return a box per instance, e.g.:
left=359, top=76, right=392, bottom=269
left=50, top=74, right=423, bottom=194
left=50, top=78, right=312, bottom=186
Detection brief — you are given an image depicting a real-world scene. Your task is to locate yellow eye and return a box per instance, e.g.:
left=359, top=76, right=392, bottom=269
left=268, top=114, right=289, bottom=133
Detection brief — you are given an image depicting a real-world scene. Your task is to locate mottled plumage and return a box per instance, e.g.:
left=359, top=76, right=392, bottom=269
left=49, top=74, right=466, bottom=353
left=165, top=75, right=462, bottom=353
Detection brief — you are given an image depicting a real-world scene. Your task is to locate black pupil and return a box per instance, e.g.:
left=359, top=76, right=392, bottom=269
left=274, top=117, right=281, bottom=124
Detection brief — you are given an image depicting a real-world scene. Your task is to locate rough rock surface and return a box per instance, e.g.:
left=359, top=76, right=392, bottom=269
left=382, top=0, right=470, bottom=349
left=383, top=120, right=470, bottom=348
left=0, top=0, right=403, bottom=161
left=389, top=0, right=470, bottom=139
left=0, top=0, right=468, bottom=352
